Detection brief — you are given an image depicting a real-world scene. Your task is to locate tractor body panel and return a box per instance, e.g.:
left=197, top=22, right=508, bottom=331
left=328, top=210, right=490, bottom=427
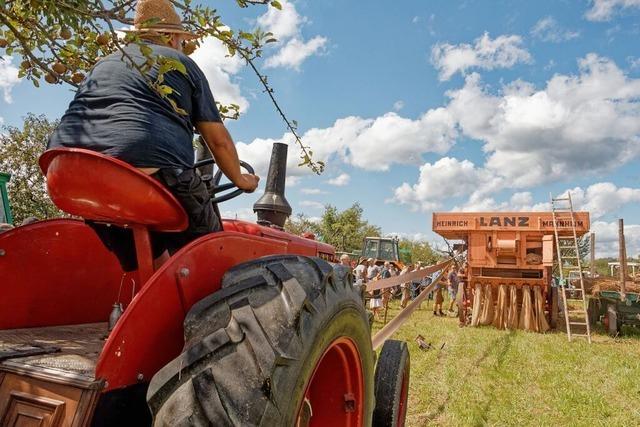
left=0, top=219, right=131, bottom=329
left=1, top=217, right=334, bottom=393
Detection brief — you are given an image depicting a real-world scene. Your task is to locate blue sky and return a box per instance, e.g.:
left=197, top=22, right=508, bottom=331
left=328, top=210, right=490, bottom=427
left=1, top=0, right=640, bottom=256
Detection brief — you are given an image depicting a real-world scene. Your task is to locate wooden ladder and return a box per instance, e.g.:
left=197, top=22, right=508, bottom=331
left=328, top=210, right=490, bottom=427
left=551, top=192, right=592, bottom=343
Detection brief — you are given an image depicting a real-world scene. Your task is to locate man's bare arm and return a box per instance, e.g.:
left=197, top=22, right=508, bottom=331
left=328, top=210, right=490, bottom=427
left=196, top=121, right=259, bottom=192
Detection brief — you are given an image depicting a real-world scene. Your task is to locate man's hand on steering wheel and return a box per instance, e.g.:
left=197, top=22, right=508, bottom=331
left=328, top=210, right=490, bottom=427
left=237, top=173, right=260, bottom=193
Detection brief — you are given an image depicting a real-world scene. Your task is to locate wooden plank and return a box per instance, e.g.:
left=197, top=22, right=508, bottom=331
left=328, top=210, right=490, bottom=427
left=365, top=259, right=452, bottom=292
left=372, top=263, right=452, bottom=350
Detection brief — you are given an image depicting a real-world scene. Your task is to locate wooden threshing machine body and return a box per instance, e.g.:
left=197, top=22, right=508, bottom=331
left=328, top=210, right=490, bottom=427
left=433, top=212, right=590, bottom=294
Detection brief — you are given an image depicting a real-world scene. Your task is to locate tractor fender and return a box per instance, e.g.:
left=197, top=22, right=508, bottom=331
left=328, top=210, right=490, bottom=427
left=96, top=231, right=293, bottom=392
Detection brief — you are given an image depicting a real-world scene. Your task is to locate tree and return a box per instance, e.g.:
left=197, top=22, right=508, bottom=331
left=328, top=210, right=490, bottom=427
left=398, top=239, right=439, bottom=265
left=310, top=203, right=381, bottom=253
left=284, top=213, right=319, bottom=237
left=0, top=0, right=322, bottom=172
left=0, top=114, right=64, bottom=222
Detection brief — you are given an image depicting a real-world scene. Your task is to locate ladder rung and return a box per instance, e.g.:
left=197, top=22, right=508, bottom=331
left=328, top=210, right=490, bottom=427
left=553, top=197, right=570, bottom=201
left=569, top=322, right=588, bottom=326
left=571, top=334, right=590, bottom=338
left=567, top=310, right=586, bottom=314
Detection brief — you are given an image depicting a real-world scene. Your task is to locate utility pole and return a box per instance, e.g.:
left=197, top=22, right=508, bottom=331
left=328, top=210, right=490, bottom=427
left=590, top=232, right=595, bottom=277
left=618, top=219, right=627, bottom=300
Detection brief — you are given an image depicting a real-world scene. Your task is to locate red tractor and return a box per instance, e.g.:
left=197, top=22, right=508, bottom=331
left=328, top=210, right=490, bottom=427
left=0, top=143, right=409, bottom=426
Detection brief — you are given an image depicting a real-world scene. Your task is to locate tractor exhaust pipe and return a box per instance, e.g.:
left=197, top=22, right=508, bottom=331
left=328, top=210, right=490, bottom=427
left=253, top=142, right=292, bottom=229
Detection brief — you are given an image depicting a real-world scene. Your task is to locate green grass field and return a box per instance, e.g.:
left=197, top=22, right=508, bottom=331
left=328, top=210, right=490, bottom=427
left=373, top=300, right=640, bottom=426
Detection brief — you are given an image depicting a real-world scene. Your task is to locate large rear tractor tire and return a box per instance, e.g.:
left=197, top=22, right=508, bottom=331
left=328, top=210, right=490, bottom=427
left=147, top=255, right=375, bottom=426
left=373, top=340, right=410, bottom=427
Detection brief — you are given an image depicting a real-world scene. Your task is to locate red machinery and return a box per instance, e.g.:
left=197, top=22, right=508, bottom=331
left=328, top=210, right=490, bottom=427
left=0, top=145, right=409, bottom=426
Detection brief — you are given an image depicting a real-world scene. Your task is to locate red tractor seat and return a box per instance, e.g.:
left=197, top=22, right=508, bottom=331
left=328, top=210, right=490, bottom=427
left=39, top=148, right=188, bottom=232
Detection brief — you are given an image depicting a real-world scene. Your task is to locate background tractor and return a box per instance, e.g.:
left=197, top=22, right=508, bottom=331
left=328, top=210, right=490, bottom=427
left=0, top=143, right=409, bottom=426
left=0, top=172, right=12, bottom=225
left=360, top=236, right=405, bottom=270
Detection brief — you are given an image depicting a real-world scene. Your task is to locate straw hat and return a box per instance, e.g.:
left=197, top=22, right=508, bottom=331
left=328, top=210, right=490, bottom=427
left=126, top=0, right=197, bottom=39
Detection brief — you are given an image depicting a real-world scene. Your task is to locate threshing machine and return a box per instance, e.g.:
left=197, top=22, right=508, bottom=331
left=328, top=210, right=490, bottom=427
left=433, top=212, right=590, bottom=329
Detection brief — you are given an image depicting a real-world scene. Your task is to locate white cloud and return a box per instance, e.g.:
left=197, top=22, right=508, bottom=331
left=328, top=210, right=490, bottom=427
left=393, top=157, right=495, bottom=212
left=257, top=0, right=328, bottom=70
left=431, top=32, right=532, bottom=81
left=585, top=0, right=640, bottom=21
left=531, top=16, right=580, bottom=42
left=257, top=0, right=305, bottom=39
left=591, top=221, right=640, bottom=258
left=264, top=36, right=327, bottom=70
left=452, top=192, right=550, bottom=213
left=242, top=54, right=639, bottom=206
left=393, top=100, right=405, bottom=111
left=286, top=176, right=302, bottom=187
left=236, top=107, right=458, bottom=180
left=558, top=183, right=640, bottom=219
left=480, top=54, right=640, bottom=185
left=628, top=56, right=640, bottom=69
left=299, top=200, right=324, bottom=210
left=384, top=231, right=435, bottom=242
left=191, top=37, right=249, bottom=112
left=300, top=188, right=327, bottom=195
left=327, top=173, right=350, bottom=186
left=446, top=181, right=640, bottom=227
left=221, top=207, right=256, bottom=221
left=0, top=56, right=20, bottom=103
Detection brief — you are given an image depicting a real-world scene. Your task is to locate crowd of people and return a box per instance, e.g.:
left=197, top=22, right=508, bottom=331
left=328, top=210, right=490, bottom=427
left=341, top=254, right=436, bottom=320
left=339, top=253, right=468, bottom=327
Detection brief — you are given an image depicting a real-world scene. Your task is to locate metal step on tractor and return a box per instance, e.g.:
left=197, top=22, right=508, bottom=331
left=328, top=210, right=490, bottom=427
left=0, top=143, right=410, bottom=426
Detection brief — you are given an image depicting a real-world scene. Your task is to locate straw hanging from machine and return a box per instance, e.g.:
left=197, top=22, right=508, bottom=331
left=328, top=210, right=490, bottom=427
left=471, top=283, right=483, bottom=326
left=533, top=286, right=550, bottom=333
left=519, top=285, right=536, bottom=331
left=479, top=284, right=494, bottom=326
left=493, top=284, right=508, bottom=330
left=506, top=285, right=519, bottom=329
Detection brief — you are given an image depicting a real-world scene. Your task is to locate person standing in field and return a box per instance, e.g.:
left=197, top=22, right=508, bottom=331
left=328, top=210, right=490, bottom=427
left=457, top=267, right=467, bottom=327
left=433, top=272, right=445, bottom=316
left=367, top=258, right=382, bottom=318
left=354, top=259, right=368, bottom=286
left=400, top=264, right=413, bottom=308
left=380, top=261, right=392, bottom=308
left=339, top=253, right=351, bottom=267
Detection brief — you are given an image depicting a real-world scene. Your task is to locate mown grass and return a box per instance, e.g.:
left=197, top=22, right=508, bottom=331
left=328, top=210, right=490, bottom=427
left=372, top=299, right=640, bottom=427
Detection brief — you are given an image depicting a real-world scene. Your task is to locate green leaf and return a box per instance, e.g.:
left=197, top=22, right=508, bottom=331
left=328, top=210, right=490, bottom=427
left=167, top=98, right=187, bottom=116
left=270, top=1, right=282, bottom=10
left=140, top=44, right=153, bottom=57
left=157, top=84, right=173, bottom=95
left=239, top=31, right=254, bottom=41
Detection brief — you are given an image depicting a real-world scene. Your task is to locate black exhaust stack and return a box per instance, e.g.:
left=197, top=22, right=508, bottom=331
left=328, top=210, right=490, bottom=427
left=253, top=142, right=292, bottom=229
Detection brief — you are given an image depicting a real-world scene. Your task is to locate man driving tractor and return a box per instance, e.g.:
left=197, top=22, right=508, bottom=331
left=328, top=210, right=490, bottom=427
left=47, top=0, right=259, bottom=271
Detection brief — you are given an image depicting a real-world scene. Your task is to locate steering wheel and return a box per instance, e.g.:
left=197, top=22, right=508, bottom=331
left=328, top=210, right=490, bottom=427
left=194, top=158, right=255, bottom=204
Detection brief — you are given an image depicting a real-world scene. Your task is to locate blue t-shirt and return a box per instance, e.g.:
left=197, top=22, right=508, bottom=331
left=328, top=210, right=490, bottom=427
left=48, top=42, right=221, bottom=169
